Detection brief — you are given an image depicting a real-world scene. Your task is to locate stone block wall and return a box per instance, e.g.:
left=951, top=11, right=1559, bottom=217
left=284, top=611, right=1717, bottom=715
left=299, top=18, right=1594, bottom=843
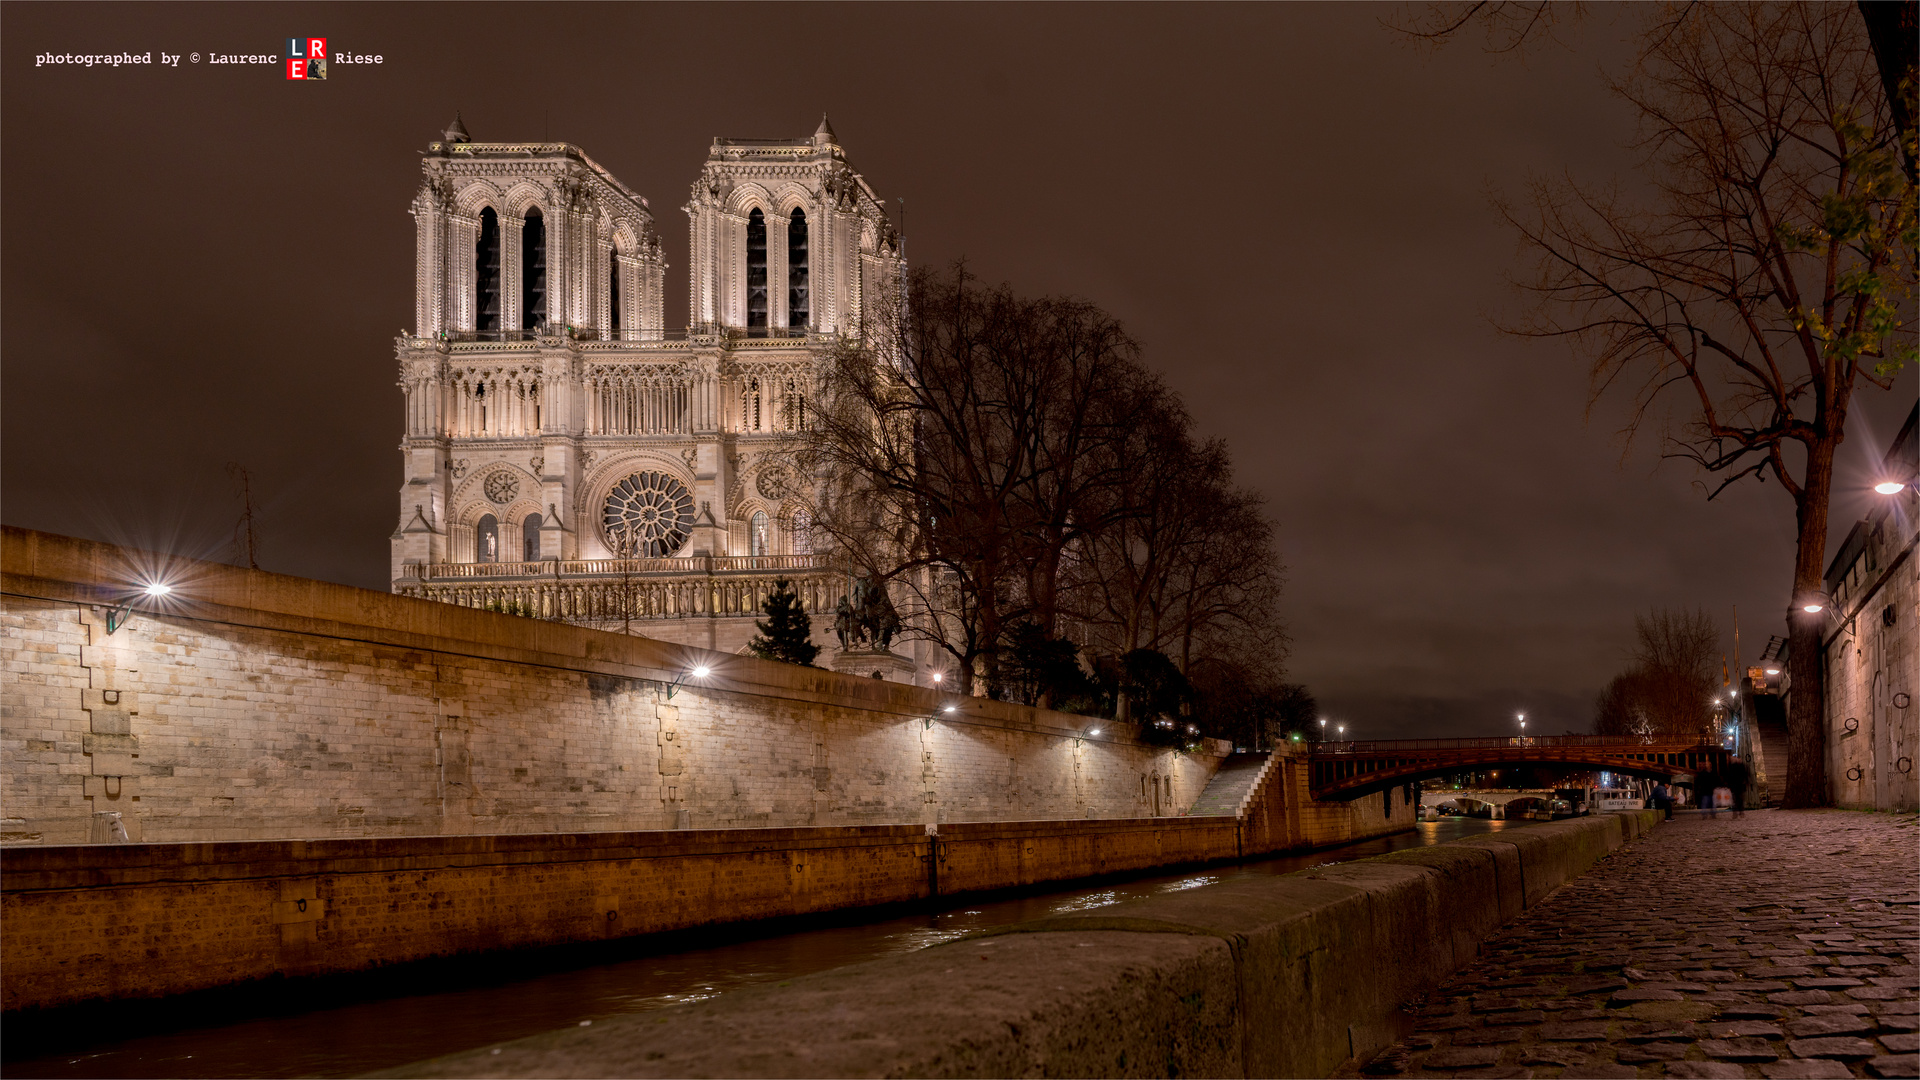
left=1, top=528, right=1226, bottom=845
left=1821, top=521, right=1917, bottom=812
left=0, top=817, right=1261, bottom=1011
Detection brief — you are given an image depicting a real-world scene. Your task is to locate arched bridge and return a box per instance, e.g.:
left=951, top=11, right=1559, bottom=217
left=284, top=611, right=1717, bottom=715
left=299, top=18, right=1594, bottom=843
left=1308, top=735, right=1727, bottom=801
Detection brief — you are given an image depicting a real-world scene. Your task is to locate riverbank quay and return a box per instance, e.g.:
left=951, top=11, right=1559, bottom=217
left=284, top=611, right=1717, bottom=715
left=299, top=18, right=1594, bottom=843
left=374, top=811, right=1660, bottom=1078
left=1334, top=809, right=1919, bottom=1079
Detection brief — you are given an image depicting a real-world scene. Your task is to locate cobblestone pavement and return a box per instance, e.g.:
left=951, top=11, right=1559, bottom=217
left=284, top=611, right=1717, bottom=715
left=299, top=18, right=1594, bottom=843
left=1336, top=810, right=1920, bottom=1079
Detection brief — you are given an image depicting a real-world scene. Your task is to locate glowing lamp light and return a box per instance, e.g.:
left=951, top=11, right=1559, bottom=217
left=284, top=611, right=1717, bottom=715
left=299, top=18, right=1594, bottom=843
left=1765, top=668, right=1780, bottom=675
left=1089, top=728, right=1101, bottom=736
left=930, top=672, right=943, bottom=684
left=943, top=705, right=956, bottom=714
left=144, top=582, right=173, bottom=597
left=1802, top=603, right=1824, bottom=614
left=1875, top=481, right=1907, bottom=495
left=665, top=664, right=712, bottom=700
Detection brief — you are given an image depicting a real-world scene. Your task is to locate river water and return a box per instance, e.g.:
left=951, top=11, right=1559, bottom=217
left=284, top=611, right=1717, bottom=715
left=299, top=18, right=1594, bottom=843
left=7, top=817, right=1510, bottom=1078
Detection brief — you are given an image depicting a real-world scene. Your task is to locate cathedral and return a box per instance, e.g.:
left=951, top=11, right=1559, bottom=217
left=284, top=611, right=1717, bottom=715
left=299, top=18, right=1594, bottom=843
left=390, top=115, right=903, bottom=659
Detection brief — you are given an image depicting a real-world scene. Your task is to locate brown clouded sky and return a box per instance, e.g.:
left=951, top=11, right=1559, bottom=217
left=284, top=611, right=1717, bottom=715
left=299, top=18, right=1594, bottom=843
left=4, top=3, right=1912, bottom=738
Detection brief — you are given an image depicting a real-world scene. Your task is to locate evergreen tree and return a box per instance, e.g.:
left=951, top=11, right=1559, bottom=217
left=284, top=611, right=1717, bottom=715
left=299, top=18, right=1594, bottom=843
left=747, top=578, right=820, bottom=667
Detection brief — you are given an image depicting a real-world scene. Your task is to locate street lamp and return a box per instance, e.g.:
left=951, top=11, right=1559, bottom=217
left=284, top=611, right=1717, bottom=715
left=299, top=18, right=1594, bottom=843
left=106, top=579, right=176, bottom=635
left=1337, top=723, right=1346, bottom=740
left=664, top=664, right=712, bottom=700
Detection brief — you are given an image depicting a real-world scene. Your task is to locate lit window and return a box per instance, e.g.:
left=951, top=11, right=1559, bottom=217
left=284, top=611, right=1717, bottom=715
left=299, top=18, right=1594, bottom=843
left=750, top=512, right=769, bottom=557
left=476, top=514, right=499, bottom=564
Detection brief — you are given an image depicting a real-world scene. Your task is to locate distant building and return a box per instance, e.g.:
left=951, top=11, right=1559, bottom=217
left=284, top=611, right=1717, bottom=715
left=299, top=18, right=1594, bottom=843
left=1820, top=403, right=1918, bottom=811
left=389, top=115, right=903, bottom=656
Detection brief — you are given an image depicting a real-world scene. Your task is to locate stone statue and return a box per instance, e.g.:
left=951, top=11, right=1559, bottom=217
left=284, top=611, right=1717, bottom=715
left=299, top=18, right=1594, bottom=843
left=866, top=583, right=901, bottom=650
left=835, top=576, right=902, bottom=652
left=833, top=594, right=855, bottom=649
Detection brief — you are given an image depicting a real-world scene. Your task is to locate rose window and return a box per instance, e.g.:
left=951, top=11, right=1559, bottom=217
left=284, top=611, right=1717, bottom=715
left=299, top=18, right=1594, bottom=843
left=483, top=471, right=519, bottom=504
left=756, top=466, right=792, bottom=501
left=602, top=471, right=695, bottom=557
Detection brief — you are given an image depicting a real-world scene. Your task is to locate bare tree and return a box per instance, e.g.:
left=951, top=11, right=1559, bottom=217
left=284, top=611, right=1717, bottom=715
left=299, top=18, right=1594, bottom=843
left=226, top=461, right=260, bottom=570
left=806, top=263, right=1290, bottom=716
left=1498, top=4, right=1913, bottom=806
left=806, top=266, right=1052, bottom=693
left=1387, top=1, right=1586, bottom=54
left=1595, top=606, right=1724, bottom=740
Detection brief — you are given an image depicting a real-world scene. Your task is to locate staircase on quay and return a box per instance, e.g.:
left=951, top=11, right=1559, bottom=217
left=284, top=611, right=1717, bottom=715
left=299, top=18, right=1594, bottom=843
left=1188, top=751, right=1272, bottom=817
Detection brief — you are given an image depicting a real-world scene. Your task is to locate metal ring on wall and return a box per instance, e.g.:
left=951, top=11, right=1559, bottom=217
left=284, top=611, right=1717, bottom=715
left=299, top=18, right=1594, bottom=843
left=1846, top=766, right=1864, bottom=782
left=1843, top=716, right=1859, bottom=734
left=1895, top=692, right=1912, bottom=709
left=1897, top=757, right=1913, bottom=775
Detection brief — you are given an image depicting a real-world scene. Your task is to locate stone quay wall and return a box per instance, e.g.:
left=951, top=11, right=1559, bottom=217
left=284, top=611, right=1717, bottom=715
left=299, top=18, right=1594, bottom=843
left=0, top=527, right=1229, bottom=846
left=376, top=811, right=1668, bottom=1080
left=0, top=763, right=1417, bottom=1013
left=0, top=816, right=1253, bottom=1011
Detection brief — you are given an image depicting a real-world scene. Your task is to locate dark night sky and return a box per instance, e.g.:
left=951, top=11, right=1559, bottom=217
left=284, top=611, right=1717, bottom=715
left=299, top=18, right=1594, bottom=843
left=4, top=3, right=1913, bottom=738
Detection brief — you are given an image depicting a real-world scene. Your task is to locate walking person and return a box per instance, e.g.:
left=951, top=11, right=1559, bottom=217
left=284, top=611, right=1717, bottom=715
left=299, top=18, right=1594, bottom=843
left=1697, top=771, right=1721, bottom=818
left=1652, top=780, right=1672, bottom=820
left=1724, top=756, right=1750, bottom=819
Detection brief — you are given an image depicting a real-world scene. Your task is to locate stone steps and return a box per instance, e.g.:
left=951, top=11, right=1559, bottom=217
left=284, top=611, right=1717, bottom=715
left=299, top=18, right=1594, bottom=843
left=1187, top=751, right=1270, bottom=817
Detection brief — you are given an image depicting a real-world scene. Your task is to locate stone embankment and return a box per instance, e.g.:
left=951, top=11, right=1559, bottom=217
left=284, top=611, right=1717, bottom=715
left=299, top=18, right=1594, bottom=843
left=378, top=811, right=1663, bottom=1079
left=1334, top=809, right=1919, bottom=1079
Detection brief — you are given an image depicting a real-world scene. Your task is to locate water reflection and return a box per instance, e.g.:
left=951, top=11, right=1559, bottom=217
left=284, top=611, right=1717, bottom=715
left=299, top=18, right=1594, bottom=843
left=6, top=817, right=1509, bottom=1078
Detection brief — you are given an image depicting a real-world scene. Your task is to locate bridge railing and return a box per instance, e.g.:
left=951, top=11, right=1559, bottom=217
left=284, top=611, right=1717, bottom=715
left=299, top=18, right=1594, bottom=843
left=1313, top=734, right=1700, bottom=755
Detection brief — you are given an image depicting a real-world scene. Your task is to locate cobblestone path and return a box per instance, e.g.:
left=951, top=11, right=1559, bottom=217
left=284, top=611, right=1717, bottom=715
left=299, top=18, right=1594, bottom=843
left=1337, top=810, right=1919, bottom=1079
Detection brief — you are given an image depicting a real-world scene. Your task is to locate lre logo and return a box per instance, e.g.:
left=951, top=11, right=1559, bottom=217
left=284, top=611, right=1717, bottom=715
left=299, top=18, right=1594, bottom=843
left=285, top=37, right=326, bottom=80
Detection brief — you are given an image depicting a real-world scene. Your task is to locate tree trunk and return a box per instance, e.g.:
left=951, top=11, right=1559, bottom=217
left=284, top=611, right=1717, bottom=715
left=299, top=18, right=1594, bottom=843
left=1783, top=439, right=1837, bottom=809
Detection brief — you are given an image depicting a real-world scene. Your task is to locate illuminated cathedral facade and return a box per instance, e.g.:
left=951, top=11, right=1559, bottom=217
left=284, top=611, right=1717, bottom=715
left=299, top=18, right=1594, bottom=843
left=390, top=115, right=902, bottom=654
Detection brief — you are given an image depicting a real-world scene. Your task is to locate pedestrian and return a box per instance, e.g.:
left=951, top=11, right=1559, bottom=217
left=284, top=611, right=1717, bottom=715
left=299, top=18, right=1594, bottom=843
left=1724, top=756, right=1749, bottom=819
left=1698, top=771, right=1721, bottom=818
left=1652, top=780, right=1672, bottom=820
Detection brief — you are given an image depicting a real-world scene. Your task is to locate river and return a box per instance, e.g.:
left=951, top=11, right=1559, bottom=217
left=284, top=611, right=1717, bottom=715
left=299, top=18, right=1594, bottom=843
left=6, top=817, right=1512, bottom=1078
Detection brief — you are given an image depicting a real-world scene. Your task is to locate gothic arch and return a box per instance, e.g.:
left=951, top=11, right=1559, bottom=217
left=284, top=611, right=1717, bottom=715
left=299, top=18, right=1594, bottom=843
left=772, top=183, right=815, bottom=216
left=725, top=182, right=776, bottom=217
left=502, top=181, right=550, bottom=219
left=611, top=219, right=643, bottom=255
left=455, top=180, right=503, bottom=216
left=451, top=463, right=539, bottom=526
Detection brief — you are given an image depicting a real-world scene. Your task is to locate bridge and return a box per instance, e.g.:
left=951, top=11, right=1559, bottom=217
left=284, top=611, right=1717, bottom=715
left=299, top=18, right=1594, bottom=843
left=1307, top=734, right=1726, bottom=800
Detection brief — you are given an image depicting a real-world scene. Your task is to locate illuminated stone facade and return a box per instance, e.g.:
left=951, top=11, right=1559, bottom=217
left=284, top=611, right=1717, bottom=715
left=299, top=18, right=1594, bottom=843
left=389, top=116, right=903, bottom=654
left=1821, top=405, right=1918, bottom=811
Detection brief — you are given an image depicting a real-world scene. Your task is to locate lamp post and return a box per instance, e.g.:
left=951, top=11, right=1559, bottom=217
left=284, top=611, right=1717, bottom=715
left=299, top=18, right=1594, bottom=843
left=1518, top=712, right=1527, bottom=744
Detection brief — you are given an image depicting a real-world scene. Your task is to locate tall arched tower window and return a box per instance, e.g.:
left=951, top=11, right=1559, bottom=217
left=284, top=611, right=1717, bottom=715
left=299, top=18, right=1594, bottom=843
left=746, top=208, right=768, bottom=332
left=788, top=208, right=809, bottom=328
left=609, top=250, right=621, bottom=334
left=477, top=514, right=500, bottom=563
left=476, top=208, right=501, bottom=333
left=522, top=207, right=547, bottom=330
left=522, top=513, right=542, bottom=561
left=750, top=512, right=770, bottom=556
